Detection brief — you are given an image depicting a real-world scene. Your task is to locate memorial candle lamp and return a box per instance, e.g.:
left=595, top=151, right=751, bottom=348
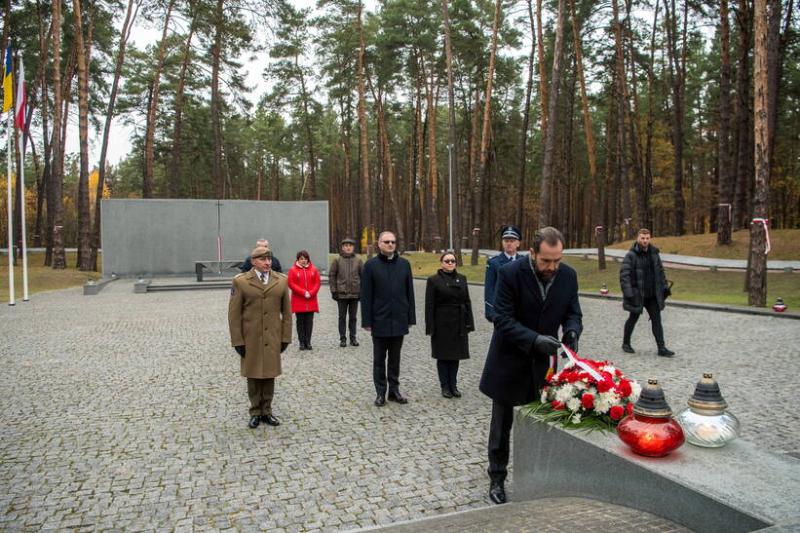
left=675, top=373, right=739, bottom=448
left=772, top=297, right=787, bottom=313
left=617, top=379, right=684, bottom=457
left=600, top=283, right=609, bottom=296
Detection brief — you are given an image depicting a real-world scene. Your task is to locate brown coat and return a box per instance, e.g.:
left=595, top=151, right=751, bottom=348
left=228, top=269, right=292, bottom=379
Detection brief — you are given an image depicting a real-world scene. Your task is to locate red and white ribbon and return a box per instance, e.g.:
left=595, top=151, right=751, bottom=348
left=752, top=218, right=771, bottom=255
left=561, top=344, right=602, bottom=381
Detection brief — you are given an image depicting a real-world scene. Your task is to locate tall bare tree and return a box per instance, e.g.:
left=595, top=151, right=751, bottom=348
left=356, top=0, right=371, bottom=253
left=167, top=0, right=195, bottom=199
left=664, top=0, right=688, bottom=235
left=441, top=0, right=462, bottom=264
left=50, top=0, right=66, bottom=269
left=717, top=0, right=734, bottom=244
left=211, top=0, right=225, bottom=199
left=516, top=0, right=536, bottom=230
left=72, top=0, right=93, bottom=270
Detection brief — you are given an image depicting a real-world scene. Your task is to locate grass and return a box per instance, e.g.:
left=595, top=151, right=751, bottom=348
left=0, top=252, right=102, bottom=302
left=404, top=252, right=800, bottom=310
left=609, top=229, right=800, bottom=260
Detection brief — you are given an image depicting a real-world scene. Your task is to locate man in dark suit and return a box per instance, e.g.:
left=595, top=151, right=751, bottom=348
left=240, top=238, right=283, bottom=273
left=361, top=231, right=416, bottom=406
left=479, top=226, right=582, bottom=504
left=484, top=225, right=522, bottom=322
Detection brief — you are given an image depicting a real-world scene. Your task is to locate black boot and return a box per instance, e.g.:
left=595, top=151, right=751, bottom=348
left=489, top=480, right=506, bottom=504
left=350, top=337, right=359, bottom=347
left=340, top=338, right=347, bottom=348
left=622, top=343, right=635, bottom=354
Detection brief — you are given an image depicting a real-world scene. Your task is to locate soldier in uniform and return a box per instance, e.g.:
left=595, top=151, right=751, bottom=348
left=484, top=225, right=522, bottom=322
left=228, top=246, right=292, bottom=428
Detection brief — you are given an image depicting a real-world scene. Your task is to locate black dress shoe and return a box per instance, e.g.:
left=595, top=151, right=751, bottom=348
left=306, top=344, right=313, bottom=351
left=451, top=387, right=462, bottom=398
left=261, top=414, right=280, bottom=426
left=248, top=415, right=260, bottom=429
left=340, top=339, right=347, bottom=347
left=441, top=387, right=453, bottom=399
left=622, top=343, right=636, bottom=354
left=387, top=392, right=408, bottom=404
left=658, top=347, right=675, bottom=357
left=350, top=338, right=359, bottom=347
left=374, top=395, right=386, bottom=407
left=298, top=344, right=306, bottom=351
left=489, top=481, right=506, bottom=504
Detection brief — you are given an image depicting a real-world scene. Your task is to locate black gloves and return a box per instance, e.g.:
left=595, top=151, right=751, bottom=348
left=332, top=293, right=339, bottom=301
left=281, top=342, right=289, bottom=353
left=234, top=345, right=245, bottom=357
left=562, top=330, right=579, bottom=353
left=533, top=334, right=561, bottom=357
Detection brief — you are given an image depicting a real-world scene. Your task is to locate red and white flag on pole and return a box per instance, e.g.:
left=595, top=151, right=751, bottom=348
left=14, top=57, right=25, bottom=129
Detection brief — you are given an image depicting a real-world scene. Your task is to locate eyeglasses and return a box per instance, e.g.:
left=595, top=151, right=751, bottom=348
left=442, top=259, right=456, bottom=264
left=382, top=240, right=396, bottom=244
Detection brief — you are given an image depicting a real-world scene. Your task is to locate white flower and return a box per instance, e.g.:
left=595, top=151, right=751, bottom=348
left=566, top=398, right=581, bottom=412
left=602, top=365, right=617, bottom=375
left=540, top=390, right=548, bottom=403
left=574, top=381, right=587, bottom=390
left=555, top=385, right=576, bottom=404
left=571, top=413, right=582, bottom=424
left=594, top=398, right=611, bottom=414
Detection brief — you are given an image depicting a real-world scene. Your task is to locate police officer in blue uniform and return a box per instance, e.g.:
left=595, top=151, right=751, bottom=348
left=484, top=225, right=523, bottom=322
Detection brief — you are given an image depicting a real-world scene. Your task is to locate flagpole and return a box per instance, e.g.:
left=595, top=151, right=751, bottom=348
left=18, top=58, right=28, bottom=301
left=6, top=106, right=14, bottom=306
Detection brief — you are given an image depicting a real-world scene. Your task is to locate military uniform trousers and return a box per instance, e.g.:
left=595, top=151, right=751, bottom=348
left=247, top=378, right=275, bottom=416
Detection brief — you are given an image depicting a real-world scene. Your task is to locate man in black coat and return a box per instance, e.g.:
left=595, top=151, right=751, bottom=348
left=361, top=231, right=416, bottom=406
left=240, top=238, right=283, bottom=273
left=619, top=228, right=674, bottom=357
left=479, top=226, right=582, bottom=505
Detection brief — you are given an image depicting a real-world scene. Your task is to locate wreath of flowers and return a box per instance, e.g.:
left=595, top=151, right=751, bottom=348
left=522, top=346, right=641, bottom=431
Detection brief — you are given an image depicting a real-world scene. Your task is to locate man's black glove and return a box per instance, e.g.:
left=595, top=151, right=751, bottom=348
left=562, top=330, right=578, bottom=353
left=332, top=293, right=339, bottom=301
left=533, top=334, right=561, bottom=357
left=281, top=342, right=289, bottom=353
left=234, top=345, right=245, bottom=357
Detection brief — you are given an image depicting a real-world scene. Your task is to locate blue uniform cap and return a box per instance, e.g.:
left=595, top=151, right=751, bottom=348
left=500, top=225, right=521, bottom=241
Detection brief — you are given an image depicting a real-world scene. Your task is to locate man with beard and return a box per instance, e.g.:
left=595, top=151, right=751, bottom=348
left=479, top=226, right=582, bottom=504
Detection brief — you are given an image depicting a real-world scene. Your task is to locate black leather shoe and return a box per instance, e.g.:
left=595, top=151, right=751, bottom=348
left=451, top=387, right=462, bottom=398
left=261, top=414, right=280, bottom=426
left=350, top=338, right=359, bottom=347
left=441, top=387, right=453, bottom=399
left=489, top=481, right=506, bottom=504
left=340, top=339, right=347, bottom=347
left=388, top=392, right=408, bottom=404
left=622, top=343, right=635, bottom=354
left=374, top=395, right=386, bottom=407
left=298, top=344, right=306, bottom=351
left=248, top=415, right=260, bottom=429
left=658, top=347, right=675, bottom=357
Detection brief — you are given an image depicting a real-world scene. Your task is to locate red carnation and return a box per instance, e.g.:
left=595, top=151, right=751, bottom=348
left=616, top=379, right=633, bottom=397
left=597, top=378, right=614, bottom=393
left=551, top=400, right=565, bottom=410
left=581, top=393, right=594, bottom=409
left=609, top=405, right=624, bottom=421
left=626, top=403, right=634, bottom=415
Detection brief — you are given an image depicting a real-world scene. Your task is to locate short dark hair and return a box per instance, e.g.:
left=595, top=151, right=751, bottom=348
left=439, top=251, right=456, bottom=262
left=532, top=226, right=565, bottom=253
left=296, top=250, right=310, bottom=260
left=638, top=228, right=651, bottom=236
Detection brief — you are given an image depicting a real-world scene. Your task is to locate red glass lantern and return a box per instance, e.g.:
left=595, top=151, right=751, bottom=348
left=772, top=297, right=787, bottom=313
left=600, top=283, right=609, bottom=296
left=617, top=379, right=684, bottom=457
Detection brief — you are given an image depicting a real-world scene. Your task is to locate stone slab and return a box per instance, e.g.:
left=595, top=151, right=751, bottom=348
left=513, top=410, right=800, bottom=532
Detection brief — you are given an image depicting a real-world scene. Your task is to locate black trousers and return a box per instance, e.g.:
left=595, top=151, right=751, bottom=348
left=372, top=336, right=403, bottom=396
left=337, top=298, right=359, bottom=340
left=296, top=312, right=314, bottom=346
left=623, top=296, right=665, bottom=348
left=436, top=360, right=460, bottom=390
left=247, top=378, right=275, bottom=416
left=488, top=400, right=515, bottom=483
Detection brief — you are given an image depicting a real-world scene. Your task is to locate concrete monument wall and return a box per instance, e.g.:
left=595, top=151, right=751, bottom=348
left=101, top=199, right=329, bottom=276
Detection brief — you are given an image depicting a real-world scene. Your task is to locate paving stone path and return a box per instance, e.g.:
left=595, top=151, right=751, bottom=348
left=1, top=278, right=798, bottom=531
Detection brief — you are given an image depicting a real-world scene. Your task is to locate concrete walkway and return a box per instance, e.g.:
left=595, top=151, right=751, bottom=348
left=1, top=280, right=798, bottom=531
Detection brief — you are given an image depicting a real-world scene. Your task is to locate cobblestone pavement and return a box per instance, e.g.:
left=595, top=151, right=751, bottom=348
left=1, top=279, right=798, bottom=531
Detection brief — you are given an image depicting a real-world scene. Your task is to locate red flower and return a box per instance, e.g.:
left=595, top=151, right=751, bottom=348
left=597, top=378, right=614, bottom=393
left=609, top=405, right=624, bottom=421
left=616, top=379, right=633, bottom=397
left=626, top=403, right=634, bottom=415
left=551, top=400, right=565, bottom=410
left=581, top=393, right=594, bottom=409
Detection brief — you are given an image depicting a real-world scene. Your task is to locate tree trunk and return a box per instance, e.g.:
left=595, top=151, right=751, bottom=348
left=356, top=0, right=371, bottom=254
left=516, top=0, right=536, bottom=230
left=50, top=0, right=66, bottom=269
left=211, top=0, right=225, bottom=199
left=538, top=0, right=566, bottom=228
left=612, top=0, right=633, bottom=238
left=442, top=0, right=462, bottom=264
left=535, top=0, right=548, bottom=134
left=72, top=0, right=92, bottom=270
left=733, top=0, right=752, bottom=230
left=168, top=2, right=194, bottom=199
left=717, top=0, right=734, bottom=245
left=747, top=0, right=769, bottom=306
left=644, top=0, right=660, bottom=232
left=472, top=0, right=502, bottom=265
left=664, top=0, right=687, bottom=235
left=425, top=63, right=441, bottom=249
left=297, top=53, right=317, bottom=200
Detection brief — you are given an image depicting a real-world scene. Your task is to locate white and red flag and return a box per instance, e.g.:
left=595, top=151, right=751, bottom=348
left=14, top=57, right=26, bottom=129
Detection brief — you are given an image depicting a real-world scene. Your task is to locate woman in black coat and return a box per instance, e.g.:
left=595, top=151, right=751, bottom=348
left=425, top=251, right=475, bottom=398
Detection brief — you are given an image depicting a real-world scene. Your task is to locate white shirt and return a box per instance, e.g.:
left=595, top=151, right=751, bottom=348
left=504, top=253, right=518, bottom=261
left=257, top=271, right=270, bottom=284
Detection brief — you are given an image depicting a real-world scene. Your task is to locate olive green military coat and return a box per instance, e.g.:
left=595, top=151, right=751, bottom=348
left=228, top=269, right=292, bottom=379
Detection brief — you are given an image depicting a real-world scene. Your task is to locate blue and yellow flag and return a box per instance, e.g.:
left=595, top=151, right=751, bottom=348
left=2, top=45, right=12, bottom=113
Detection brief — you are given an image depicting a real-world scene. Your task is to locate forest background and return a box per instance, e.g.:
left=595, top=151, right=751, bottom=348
left=0, top=0, right=797, bottom=297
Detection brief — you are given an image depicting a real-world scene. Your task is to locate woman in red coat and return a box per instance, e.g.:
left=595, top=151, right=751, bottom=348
left=288, top=250, right=321, bottom=350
